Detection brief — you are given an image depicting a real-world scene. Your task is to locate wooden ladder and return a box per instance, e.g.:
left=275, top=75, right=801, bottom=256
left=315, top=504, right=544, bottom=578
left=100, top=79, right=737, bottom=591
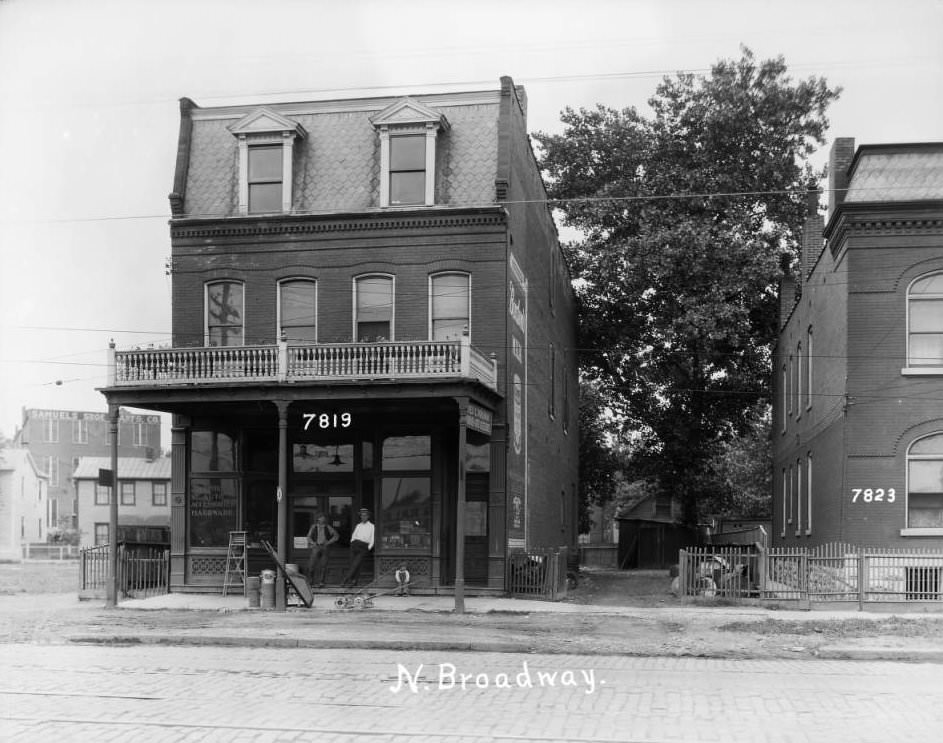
left=222, top=531, right=248, bottom=596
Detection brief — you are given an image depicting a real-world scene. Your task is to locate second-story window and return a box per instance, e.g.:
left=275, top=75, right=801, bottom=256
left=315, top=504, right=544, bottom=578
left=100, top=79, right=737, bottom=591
left=206, top=281, right=244, bottom=347
left=42, top=418, right=58, bottom=443
left=355, top=275, right=393, bottom=342
left=120, top=482, right=136, bottom=506
left=72, top=418, right=88, bottom=444
left=430, top=272, right=469, bottom=341
left=908, top=273, right=943, bottom=367
left=247, top=145, right=282, bottom=214
left=279, top=279, right=317, bottom=343
left=133, top=423, right=147, bottom=447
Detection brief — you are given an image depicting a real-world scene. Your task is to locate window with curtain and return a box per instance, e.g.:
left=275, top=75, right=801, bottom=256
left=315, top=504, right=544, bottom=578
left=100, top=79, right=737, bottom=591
left=909, top=273, right=943, bottom=367
left=206, top=281, right=244, bottom=347
left=430, top=272, right=469, bottom=340
left=355, top=275, right=393, bottom=342
left=908, top=433, right=943, bottom=528
left=279, top=279, right=317, bottom=343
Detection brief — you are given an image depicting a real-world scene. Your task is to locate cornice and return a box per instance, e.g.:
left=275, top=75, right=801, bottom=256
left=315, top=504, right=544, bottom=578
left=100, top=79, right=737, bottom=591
left=170, top=208, right=507, bottom=240
left=824, top=201, right=943, bottom=246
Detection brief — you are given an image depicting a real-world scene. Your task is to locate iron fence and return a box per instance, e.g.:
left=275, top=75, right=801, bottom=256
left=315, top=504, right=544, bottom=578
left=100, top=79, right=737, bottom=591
left=679, top=543, right=943, bottom=606
left=506, top=548, right=569, bottom=600
left=79, top=544, right=170, bottom=600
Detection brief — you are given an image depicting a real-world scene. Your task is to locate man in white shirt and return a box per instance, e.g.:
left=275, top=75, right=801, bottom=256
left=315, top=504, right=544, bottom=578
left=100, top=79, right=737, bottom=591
left=342, top=508, right=374, bottom=587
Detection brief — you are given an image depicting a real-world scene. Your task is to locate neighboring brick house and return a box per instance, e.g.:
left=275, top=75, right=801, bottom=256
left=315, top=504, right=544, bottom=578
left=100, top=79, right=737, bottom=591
left=100, top=77, right=579, bottom=594
left=0, top=449, right=48, bottom=560
left=12, top=408, right=162, bottom=530
left=72, top=456, right=171, bottom=549
left=773, top=139, right=943, bottom=548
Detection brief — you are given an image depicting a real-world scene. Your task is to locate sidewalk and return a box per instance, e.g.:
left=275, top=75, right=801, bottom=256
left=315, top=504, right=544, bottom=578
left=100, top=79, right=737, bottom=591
left=47, top=589, right=943, bottom=663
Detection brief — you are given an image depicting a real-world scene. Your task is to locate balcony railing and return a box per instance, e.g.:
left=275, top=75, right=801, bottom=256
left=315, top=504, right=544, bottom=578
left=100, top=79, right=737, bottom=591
left=109, top=336, right=498, bottom=392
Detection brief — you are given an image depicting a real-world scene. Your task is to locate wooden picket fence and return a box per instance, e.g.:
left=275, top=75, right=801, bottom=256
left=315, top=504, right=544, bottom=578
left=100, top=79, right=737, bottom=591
left=507, top=548, right=569, bottom=600
left=679, top=542, right=943, bottom=606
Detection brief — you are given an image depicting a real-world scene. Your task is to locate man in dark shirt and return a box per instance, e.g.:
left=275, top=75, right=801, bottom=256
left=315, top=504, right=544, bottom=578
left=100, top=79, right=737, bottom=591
left=305, top=514, right=338, bottom=587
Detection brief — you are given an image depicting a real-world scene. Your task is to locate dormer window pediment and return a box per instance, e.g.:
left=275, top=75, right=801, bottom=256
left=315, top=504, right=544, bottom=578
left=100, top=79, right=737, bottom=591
left=372, top=98, right=449, bottom=208
left=229, top=108, right=306, bottom=216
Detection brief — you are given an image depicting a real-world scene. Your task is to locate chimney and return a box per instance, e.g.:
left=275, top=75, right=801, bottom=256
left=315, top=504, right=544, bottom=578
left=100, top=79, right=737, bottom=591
left=828, top=137, right=855, bottom=218
left=802, top=189, right=825, bottom=280
left=779, top=274, right=797, bottom=330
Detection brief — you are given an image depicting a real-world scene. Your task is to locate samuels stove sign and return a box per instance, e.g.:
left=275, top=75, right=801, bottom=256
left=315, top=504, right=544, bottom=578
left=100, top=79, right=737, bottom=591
left=507, top=255, right=527, bottom=545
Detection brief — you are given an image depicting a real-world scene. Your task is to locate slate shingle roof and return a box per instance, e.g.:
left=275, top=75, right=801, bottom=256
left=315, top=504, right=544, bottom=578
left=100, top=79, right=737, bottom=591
left=846, top=148, right=943, bottom=203
left=183, top=92, right=501, bottom=218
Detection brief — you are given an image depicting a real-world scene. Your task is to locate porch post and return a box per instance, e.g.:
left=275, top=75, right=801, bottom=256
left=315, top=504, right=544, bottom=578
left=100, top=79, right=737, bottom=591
left=275, top=400, right=289, bottom=610
left=107, top=404, right=120, bottom=608
left=455, top=397, right=468, bottom=614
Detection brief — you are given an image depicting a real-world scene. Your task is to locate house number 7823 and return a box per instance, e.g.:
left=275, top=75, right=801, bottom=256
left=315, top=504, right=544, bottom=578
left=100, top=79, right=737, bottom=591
left=851, top=488, right=895, bottom=503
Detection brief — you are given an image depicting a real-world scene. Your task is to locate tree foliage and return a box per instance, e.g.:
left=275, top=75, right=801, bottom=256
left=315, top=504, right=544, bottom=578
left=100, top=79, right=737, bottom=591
left=536, top=48, right=839, bottom=524
left=704, top=402, right=773, bottom=519
left=576, top=382, right=624, bottom=532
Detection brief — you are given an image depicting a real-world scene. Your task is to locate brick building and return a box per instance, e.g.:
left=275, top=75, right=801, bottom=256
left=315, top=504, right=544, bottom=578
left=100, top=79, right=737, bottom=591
left=100, top=78, right=579, bottom=595
left=773, top=139, right=943, bottom=547
left=12, top=408, right=162, bottom=531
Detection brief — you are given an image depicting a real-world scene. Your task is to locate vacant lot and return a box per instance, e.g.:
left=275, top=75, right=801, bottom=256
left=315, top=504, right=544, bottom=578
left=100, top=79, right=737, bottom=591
left=0, top=560, right=79, bottom=595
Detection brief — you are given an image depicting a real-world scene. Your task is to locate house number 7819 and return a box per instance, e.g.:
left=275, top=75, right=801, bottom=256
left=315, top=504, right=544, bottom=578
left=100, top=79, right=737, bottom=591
left=851, top=488, right=895, bottom=503
left=302, top=412, right=352, bottom=430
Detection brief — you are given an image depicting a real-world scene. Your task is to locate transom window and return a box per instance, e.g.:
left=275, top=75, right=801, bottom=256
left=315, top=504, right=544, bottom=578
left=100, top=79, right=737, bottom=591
left=248, top=145, right=282, bottom=214
left=430, top=272, right=470, bottom=341
left=279, top=279, right=317, bottom=343
left=908, top=433, right=943, bottom=528
left=206, top=281, right=244, bottom=347
left=908, top=273, right=943, bottom=367
left=355, top=275, right=393, bottom=342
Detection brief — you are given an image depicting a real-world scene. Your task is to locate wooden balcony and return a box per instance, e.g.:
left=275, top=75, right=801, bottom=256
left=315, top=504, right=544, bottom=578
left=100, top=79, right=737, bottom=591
left=108, top=336, right=498, bottom=392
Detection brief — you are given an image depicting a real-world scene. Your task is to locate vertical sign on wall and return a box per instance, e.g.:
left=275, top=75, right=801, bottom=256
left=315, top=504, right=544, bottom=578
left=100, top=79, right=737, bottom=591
left=507, top=254, right=528, bottom=549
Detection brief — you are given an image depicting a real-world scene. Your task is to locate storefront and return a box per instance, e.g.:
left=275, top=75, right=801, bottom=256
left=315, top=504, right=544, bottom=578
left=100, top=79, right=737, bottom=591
left=142, top=391, right=500, bottom=594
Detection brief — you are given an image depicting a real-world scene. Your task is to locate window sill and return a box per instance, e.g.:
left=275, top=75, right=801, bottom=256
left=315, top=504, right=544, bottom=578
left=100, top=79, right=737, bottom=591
left=900, top=528, right=943, bottom=537
left=901, top=367, right=943, bottom=376
left=804, top=529, right=812, bottom=536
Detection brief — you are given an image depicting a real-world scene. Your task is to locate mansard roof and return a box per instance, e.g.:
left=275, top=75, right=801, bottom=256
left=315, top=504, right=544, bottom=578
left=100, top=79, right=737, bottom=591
left=846, top=143, right=943, bottom=203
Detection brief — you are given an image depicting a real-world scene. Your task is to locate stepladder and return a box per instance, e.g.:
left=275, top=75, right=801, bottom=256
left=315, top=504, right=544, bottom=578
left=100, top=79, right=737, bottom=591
left=222, top=531, right=248, bottom=596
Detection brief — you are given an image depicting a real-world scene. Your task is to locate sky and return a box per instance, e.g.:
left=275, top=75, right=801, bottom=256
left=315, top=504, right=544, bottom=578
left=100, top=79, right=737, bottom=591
left=1, top=0, right=941, bottom=442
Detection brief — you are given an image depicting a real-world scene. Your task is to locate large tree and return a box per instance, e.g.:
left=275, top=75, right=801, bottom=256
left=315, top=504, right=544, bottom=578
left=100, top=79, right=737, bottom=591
left=536, top=48, right=839, bottom=525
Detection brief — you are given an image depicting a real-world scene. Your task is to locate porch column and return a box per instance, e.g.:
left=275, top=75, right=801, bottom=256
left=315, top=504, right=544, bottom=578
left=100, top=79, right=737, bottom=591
left=106, top=404, right=119, bottom=608
left=275, top=400, right=289, bottom=610
left=455, top=397, right=468, bottom=614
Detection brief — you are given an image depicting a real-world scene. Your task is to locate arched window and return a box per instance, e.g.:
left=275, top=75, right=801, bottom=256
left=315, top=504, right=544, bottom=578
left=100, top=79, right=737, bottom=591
left=908, top=273, right=943, bottom=367
left=205, top=281, right=244, bottom=347
left=908, top=433, right=943, bottom=528
left=279, top=279, right=317, bottom=343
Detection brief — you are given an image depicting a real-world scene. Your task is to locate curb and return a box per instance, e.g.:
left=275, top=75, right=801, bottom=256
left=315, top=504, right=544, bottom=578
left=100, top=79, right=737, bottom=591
left=816, top=646, right=943, bottom=662
left=65, top=635, right=535, bottom=653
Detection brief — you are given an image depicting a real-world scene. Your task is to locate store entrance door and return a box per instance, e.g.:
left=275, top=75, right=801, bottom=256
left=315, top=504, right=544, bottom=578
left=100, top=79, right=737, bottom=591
left=290, top=484, right=354, bottom=586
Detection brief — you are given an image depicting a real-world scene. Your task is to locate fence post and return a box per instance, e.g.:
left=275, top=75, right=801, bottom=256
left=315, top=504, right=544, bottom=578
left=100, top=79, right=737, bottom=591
left=858, top=549, right=866, bottom=611
left=758, top=545, right=768, bottom=599
left=678, top=549, right=687, bottom=597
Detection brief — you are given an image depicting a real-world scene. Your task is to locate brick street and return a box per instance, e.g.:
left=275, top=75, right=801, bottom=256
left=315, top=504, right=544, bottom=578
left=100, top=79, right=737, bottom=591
left=3, top=644, right=942, bottom=742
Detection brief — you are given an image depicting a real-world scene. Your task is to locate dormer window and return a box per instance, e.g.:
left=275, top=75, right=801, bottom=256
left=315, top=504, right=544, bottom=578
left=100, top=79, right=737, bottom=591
left=229, top=108, right=306, bottom=216
left=372, top=98, right=449, bottom=208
